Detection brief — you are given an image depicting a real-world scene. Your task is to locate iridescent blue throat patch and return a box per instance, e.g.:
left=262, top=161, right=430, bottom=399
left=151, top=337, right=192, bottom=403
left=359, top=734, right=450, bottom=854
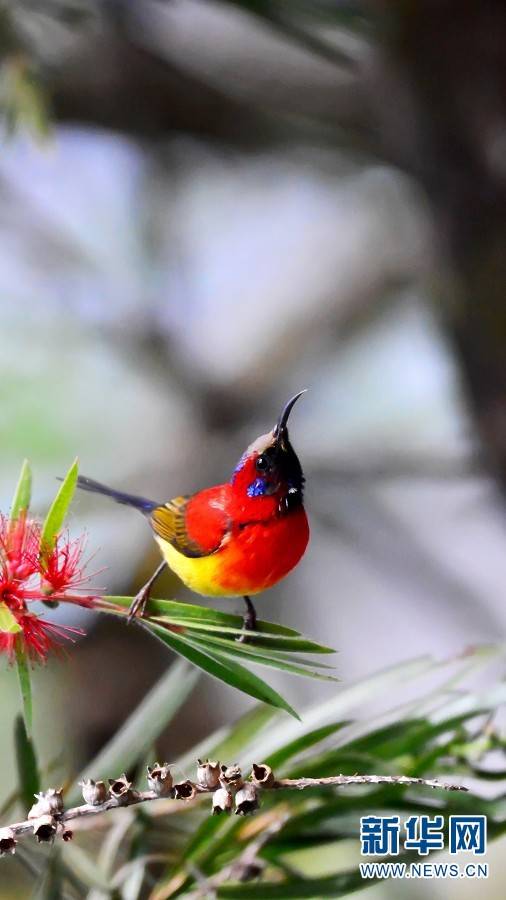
left=247, top=478, right=268, bottom=498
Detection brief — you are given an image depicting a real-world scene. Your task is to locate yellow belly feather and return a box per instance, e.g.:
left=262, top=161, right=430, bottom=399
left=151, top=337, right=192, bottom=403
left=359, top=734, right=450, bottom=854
left=157, top=537, right=243, bottom=598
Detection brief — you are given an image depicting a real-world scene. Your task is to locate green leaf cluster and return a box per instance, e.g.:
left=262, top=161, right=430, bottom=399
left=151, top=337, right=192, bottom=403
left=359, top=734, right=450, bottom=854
left=106, top=596, right=337, bottom=719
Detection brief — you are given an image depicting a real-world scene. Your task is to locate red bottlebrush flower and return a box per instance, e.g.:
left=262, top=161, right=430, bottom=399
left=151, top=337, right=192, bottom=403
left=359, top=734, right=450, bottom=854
left=0, top=615, right=84, bottom=664
left=0, top=513, right=41, bottom=582
left=40, top=533, right=92, bottom=594
left=0, top=512, right=101, bottom=664
left=15, top=614, right=84, bottom=663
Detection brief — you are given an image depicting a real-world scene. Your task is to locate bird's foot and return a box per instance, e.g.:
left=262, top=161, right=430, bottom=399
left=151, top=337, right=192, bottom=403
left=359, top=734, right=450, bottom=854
left=127, top=586, right=150, bottom=624
left=127, top=561, right=167, bottom=624
left=237, top=596, right=257, bottom=644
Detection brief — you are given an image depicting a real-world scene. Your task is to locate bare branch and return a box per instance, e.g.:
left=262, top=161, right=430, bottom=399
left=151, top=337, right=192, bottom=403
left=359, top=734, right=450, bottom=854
left=272, top=774, right=468, bottom=792
left=0, top=761, right=467, bottom=858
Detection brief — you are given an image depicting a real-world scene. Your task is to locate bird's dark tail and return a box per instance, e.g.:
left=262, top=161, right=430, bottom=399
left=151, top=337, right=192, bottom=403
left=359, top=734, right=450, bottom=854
left=76, top=475, right=158, bottom=513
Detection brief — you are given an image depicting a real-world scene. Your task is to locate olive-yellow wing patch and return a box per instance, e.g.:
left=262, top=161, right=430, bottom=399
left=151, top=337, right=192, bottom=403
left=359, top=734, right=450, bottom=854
left=150, top=491, right=229, bottom=558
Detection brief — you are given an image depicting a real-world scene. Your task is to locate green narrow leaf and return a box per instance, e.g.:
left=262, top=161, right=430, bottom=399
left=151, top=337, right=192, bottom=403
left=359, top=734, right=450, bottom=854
left=210, top=705, right=278, bottom=760
left=177, top=704, right=278, bottom=775
left=188, top=632, right=337, bottom=681
left=67, top=658, right=199, bottom=804
left=106, top=597, right=335, bottom=652
left=282, top=748, right=381, bottom=780
left=153, top=618, right=335, bottom=654
left=179, top=815, right=231, bottom=865
left=217, top=871, right=366, bottom=898
left=266, top=722, right=351, bottom=770
left=156, top=815, right=240, bottom=899
left=60, top=843, right=112, bottom=891
left=10, top=459, right=32, bottom=519
left=0, top=603, right=22, bottom=635
left=244, top=655, right=438, bottom=766
left=34, top=850, right=64, bottom=900
left=343, top=711, right=484, bottom=761
left=108, top=596, right=301, bottom=635
left=40, top=457, right=79, bottom=559
left=15, top=643, right=33, bottom=736
left=14, top=714, right=39, bottom=813
left=147, top=623, right=300, bottom=719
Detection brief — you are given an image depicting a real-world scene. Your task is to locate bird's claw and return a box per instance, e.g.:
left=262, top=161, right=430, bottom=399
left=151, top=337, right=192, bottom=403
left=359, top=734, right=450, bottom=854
left=127, top=561, right=167, bottom=624
left=237, top=628, right=253, bottom=644
left=127, top=588, right=149, bottom=624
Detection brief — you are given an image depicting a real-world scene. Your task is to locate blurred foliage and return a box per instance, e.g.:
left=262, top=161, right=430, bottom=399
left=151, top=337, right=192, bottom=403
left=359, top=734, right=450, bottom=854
left=3, top=645, right=506, bottom=896
left=0, top=6, right=50, bottom=137
left=0, top=53, right=49, bottom=138
left=14, top=714, right=39, bottom=814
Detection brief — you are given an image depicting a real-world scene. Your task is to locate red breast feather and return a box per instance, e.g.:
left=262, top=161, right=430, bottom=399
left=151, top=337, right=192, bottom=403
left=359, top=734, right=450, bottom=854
left=217, top=506, right=309, bottom=595
left=184, top=453, right=309, bottom=595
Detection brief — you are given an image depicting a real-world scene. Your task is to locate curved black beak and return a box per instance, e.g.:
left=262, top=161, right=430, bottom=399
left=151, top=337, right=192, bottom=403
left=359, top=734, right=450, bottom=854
left=274, top=390, right=306, bottom=445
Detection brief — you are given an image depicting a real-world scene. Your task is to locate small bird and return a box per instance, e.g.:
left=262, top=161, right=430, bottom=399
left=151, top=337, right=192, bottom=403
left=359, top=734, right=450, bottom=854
left=76, top=391, right=309, bottom=635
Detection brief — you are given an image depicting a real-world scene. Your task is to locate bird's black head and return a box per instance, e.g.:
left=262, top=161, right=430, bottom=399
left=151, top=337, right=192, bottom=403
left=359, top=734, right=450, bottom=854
left=231, top=391, right=306, bottom=513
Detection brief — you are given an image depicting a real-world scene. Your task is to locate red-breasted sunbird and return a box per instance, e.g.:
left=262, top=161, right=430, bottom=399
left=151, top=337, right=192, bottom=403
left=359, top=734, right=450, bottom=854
left=76, top=391, right=309, bottom=634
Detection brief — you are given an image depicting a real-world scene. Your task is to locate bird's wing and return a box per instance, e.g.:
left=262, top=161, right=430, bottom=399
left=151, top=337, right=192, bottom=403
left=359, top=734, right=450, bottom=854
left=150, top=488, right=230, bottom=558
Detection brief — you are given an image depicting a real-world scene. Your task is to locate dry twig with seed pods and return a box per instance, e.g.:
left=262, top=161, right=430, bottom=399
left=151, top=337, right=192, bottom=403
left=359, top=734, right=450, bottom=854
left=0, top=759, right=468, bottom=857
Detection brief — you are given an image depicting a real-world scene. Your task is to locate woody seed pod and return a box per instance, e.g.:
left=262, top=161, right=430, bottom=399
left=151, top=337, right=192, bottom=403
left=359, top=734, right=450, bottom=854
left=196, top=759, right=221, bottom=790
left=251, top=763, right=275, bottom=789
left=235, top=782, right=260, bottom=816
left=28, top=797, right=51, bottom=819
left=0, top=827, right=16, bottom=856
left=219, top=764, right=244, bottom=793
left=80, top=779, right=108, bottom=806
left=147, top=763, right=173, bottom=797
left=32, top=815, right=57, bottom=843
left=212, top=787, right=233, bottom=815
left=108, top=774, right=136, bottom=804
left=28, top=789, right=63, bottom=819
left=173, top=780, right=197, bottom=801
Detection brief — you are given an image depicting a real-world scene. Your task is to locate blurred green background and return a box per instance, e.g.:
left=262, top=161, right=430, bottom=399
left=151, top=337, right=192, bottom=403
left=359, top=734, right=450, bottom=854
left=2, top=0, right=506, bottom=896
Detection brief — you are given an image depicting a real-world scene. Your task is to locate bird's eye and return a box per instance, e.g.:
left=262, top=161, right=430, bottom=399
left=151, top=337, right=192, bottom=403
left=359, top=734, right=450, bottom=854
left=255, top=455, right=268, bottom=473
